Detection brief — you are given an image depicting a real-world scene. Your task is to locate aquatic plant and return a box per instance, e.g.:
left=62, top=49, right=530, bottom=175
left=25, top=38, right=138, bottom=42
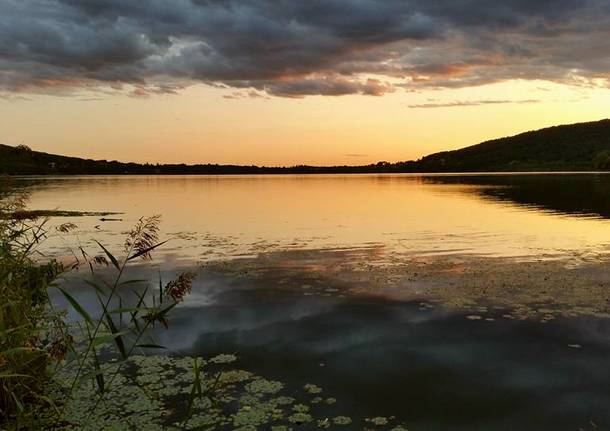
left=304, top=383, right=323, bottom=394
left=367, top=416, right=389, bottom=426
left=333, top=416, right=353, bottom=425
left=40, top=353, right=411, bottom=430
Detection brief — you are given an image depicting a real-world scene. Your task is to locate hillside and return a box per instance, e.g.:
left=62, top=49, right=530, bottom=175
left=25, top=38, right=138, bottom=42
left=1, top=119, right=610, bottom=175
left=416, top=119, right=610, bottom=172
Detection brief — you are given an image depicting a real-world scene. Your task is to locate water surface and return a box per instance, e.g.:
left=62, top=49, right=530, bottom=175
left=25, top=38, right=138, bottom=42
left=22, top=174, right=610, bottom=430
left=21, top=173, right=610, bottom=262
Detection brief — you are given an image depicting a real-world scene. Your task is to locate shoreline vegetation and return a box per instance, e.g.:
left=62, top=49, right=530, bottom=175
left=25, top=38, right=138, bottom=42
left=2, top=119, right=610, bottom=176
left=0, top=182, right=199, bottom=428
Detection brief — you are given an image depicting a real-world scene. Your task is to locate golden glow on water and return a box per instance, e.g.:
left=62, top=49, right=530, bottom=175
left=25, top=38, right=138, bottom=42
left=23, top=174, right=610, bottom=262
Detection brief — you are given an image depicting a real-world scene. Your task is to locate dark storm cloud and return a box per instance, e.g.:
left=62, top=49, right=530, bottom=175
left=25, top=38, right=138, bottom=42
left=1, top=0, right=609, bottom=97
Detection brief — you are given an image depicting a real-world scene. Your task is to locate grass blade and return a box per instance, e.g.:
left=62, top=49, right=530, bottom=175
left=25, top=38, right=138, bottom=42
left=94, top=240, right=120, bottom=271
left=91, top=346, right=105, bottom=395
left=127, top=240, right=168, bottom=261
left=57, top=286, right=93, bottom=326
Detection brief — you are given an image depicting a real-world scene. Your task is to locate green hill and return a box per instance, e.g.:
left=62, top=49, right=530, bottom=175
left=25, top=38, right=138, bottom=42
left=2, top=119, right=610, bottom=174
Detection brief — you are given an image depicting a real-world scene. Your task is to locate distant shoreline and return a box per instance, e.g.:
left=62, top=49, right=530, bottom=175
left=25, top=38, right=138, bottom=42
left=11, top=171, right=610, bottom=178
left=3, top=118, right=610, bottom=175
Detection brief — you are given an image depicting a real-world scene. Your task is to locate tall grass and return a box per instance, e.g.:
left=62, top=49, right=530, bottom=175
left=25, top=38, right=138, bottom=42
left=0, top=181, right=68, bottom=426
left=0, top=179, right=196, bottom=429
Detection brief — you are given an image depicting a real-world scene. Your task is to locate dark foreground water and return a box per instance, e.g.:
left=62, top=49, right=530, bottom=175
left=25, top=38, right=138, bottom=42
left=29, top=173, right=610, bottom=430
left=149, top=270, right=608, bottom=431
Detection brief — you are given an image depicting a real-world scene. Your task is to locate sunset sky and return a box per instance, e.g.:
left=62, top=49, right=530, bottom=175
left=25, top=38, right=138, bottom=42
left=1, top=0, right=609, bottom=166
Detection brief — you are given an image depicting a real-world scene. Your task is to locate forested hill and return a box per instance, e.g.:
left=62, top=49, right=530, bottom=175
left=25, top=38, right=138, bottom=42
left=416, top=119, right=610, bottom=172
left=2, top=119, right=610, bottom=175
left=0, top=144, right=407, bottom=175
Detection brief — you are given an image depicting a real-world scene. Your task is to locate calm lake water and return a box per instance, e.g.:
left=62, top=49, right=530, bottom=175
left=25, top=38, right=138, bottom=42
left=20, top=173, right=610, bottom=261
left=21, top=174, right=610, bottom=430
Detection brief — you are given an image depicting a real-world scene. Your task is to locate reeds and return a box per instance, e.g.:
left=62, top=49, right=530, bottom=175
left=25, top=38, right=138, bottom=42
left=54, top=215, right=198, bottom=425
left=0, top=180, right=197, bottom=429
left=0, top=181, right=67, bottom=427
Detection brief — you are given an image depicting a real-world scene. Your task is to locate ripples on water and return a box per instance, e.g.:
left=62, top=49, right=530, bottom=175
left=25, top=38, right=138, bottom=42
left=23, top=174, right=610, bottom=430
left=18, top=173, right=610, bottom=262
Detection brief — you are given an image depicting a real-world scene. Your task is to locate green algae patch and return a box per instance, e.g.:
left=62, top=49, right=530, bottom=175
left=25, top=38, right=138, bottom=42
left=367, top=416, right=389, bottom=426
left=41, top=354, right=408, bottom=430
left=292, top=403, right=310, bottom=413
left=206, top=248, right=610, bottom=322
left=210, top=353, right=238, bottom=364
left=318, top=418, right=332, bottom=428
left=233, top=405, right=271, bottom=428
left=287, top=412, right=313, bottom=424
left=304, top=383, right=323, bottom=394
left=333, top=416, right=353, bottom=425
left=272, top=396, right=295, bottom=406
left=245, top=378, right=284, bottom=395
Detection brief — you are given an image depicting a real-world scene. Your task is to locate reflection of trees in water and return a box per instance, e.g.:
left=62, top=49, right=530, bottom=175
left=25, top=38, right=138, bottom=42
left=423, top=174, right=610, bottom=219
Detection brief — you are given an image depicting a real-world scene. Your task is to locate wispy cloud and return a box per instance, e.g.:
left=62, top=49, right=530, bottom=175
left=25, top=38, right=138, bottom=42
left=408, top=99, right=542, bottom=108
left=1, top=0, right=609, bottom=97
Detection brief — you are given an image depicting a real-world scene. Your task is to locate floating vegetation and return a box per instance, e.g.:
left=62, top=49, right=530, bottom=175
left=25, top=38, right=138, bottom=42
left=367, top=416, right=389, bottom=426
left=245, top=378, right=284, bottom=395
left=273, top=396, right=295, bottom=406
left=40, top=354, right=409, bottom=430
left=292, top=403, right=310, bottom=413
left=210, top=353, right=238, bottom=364
left=205, top=247, right=610, bottom=322
left=318, top=418, right=331, bottom=428
left=333, top=416, right=353, bottom=425
left=287, top=412, right=313, bottom=424
left=304, top=383, right=323, bottom=394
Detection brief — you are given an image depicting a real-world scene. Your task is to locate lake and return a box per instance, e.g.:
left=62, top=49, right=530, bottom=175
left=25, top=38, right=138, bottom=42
left=21, top=174, right=610, bottom=430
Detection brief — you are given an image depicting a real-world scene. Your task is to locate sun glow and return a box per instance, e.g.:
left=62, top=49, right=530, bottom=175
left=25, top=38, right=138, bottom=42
left=1, top=80, right=609, bottom=166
